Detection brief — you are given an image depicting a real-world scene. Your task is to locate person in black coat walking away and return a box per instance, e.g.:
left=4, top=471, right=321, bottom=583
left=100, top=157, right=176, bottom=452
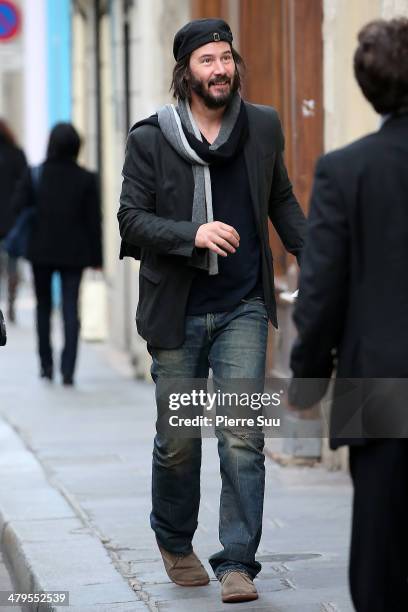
left=0, top=119, right=27, bottom=321
left=289, top=18, right=408, bottom=612
left=13, top=123, right=103, bottom=385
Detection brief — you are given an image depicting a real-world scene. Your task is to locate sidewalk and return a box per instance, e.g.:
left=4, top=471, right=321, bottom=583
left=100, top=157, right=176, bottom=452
left=0, top=293, right=354, bottom=611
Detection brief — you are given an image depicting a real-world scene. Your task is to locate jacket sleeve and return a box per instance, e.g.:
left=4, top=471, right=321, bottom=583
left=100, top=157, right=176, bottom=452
left=117, top=128, right=201, bottom=257
left=289, top=155, right=350, bottom=406
left=84, top=172, right=103, bottom=268
left=11, top=168, right=33, bottom=216
left=268, top=118, right=306, bottom=264
left=14, top=148, right=28, bottom=181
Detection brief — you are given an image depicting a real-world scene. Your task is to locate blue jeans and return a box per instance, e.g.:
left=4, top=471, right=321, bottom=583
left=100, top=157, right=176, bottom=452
left=148, top=297, right=268, bottom=579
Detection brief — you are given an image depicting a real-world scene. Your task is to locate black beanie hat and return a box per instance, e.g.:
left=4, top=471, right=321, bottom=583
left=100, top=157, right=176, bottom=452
left=173, top=18, right=233, bottom=61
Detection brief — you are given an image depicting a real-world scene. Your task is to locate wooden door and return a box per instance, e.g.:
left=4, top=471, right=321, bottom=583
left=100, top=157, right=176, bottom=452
left=240, top=0, right=323, bottom=277
left=192, top=0, right=229, bottom=20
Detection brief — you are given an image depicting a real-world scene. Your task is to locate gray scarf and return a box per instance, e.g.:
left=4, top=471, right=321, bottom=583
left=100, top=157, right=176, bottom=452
left=157, top=93, right=241, bottom=275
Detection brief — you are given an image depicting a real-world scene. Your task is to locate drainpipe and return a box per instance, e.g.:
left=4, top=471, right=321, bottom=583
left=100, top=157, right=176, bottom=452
left=94, top=0, right=102, bottom=182
left=123, top=0, right=132, bottom=351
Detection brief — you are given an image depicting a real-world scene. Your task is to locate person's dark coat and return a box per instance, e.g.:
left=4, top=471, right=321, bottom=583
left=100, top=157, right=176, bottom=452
left=0, top=140, right=27, bottom=238
left=118, top=101, right=306, bottom=349
left=14, top=159, right=103, bottom=269
left=289, top=114, right=408, bottom=448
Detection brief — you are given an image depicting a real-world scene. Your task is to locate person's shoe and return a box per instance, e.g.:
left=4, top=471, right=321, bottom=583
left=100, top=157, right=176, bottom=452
left=40, top=365, right=53, bottom=381
left=157, top=542, right=210, bottom=586
left=220, top=571, right=258, bottom=603
left=62, top=375, right=74, bottom=386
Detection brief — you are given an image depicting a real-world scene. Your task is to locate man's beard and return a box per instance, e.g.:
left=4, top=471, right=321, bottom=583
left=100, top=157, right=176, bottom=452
left=189, top=71, right=239, bottom=109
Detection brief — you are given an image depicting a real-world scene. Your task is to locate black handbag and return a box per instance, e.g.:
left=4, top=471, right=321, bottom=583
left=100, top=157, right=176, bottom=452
left=0, top=310, right=6, bottom=346
left=3, top=165, right=42, bottom=259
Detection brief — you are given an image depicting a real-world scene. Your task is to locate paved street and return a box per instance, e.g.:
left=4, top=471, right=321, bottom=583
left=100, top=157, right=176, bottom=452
left=0, top=291, right=354, bottom=611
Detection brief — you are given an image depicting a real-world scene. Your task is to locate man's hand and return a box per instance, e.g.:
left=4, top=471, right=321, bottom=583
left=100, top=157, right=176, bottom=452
left=195, top=221, right=240, bottom=257
left=287, top=403, right=320, bottom=419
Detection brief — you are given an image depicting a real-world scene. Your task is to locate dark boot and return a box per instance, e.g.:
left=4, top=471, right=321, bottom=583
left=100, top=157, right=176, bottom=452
left=40, top=364, right=53, bottom=381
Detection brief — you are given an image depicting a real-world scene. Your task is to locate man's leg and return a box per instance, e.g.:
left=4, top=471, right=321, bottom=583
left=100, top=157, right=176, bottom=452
left=0, top=243, right=5, bottom=302
left=32, top=265, right=54, bottom=377
left=60, top=268, right=83, bottom=384
left=208, top=298, right=268, bottom=581
left=349, top=439, right=408, bottom=612
left=148, top=315, right=209, bottom=556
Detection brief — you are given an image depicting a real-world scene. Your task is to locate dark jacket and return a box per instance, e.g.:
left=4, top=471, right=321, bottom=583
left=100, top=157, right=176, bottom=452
left=118, top=102, right=306, bottom=348
left=0, top=140, right=27, bottom=238
left=14, top=159, right=102, bottom=268
left=289, top=114, right=408, bottom=448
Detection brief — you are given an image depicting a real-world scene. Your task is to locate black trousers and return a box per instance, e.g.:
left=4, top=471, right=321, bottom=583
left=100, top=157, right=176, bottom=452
left=349, top=440, right=408, bottom=612
left=0, top=242, right=19, bottom=304
left=32, top=265, right=83, bottom=379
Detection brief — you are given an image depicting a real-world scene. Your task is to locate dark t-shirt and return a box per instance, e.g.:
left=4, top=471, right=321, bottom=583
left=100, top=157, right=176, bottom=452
left=186, top=143, right=263, bottom=315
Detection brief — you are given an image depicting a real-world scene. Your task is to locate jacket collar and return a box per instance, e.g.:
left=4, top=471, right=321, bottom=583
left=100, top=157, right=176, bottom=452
left=380, top=111, right=408, bottom=132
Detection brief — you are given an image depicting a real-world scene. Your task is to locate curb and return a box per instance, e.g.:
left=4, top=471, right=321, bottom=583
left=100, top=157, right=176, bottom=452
left=0, top=417, right=148, bottom=611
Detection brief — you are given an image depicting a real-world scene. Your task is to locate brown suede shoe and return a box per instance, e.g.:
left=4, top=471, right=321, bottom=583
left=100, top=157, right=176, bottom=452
left=221, top=571, right=258, bottom=603
left=157, top=543, right=210, bottom=587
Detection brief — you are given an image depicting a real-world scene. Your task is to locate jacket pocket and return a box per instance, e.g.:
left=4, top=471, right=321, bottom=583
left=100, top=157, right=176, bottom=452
left=139, top=265, right=161, bottom=284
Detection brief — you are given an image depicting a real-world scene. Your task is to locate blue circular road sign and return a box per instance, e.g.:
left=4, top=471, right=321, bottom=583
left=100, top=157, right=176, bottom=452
left=0, top=0, right=20, bottom=42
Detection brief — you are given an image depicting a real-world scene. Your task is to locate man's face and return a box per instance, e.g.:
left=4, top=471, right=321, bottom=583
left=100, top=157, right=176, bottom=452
left=188, top=41, right=238, bottom=109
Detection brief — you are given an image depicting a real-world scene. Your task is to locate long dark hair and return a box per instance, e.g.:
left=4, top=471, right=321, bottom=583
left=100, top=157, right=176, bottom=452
left=170, top=46, right=245, bottom=100
left=0, top=119, right=16, bottom=146
left=46, top=122, right=81, bottom=161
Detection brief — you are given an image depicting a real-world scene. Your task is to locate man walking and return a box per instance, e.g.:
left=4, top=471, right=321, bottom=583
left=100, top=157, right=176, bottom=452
left=118, top=18, right=305, bottom=603
left=289, top=18, right=408, bottom=612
